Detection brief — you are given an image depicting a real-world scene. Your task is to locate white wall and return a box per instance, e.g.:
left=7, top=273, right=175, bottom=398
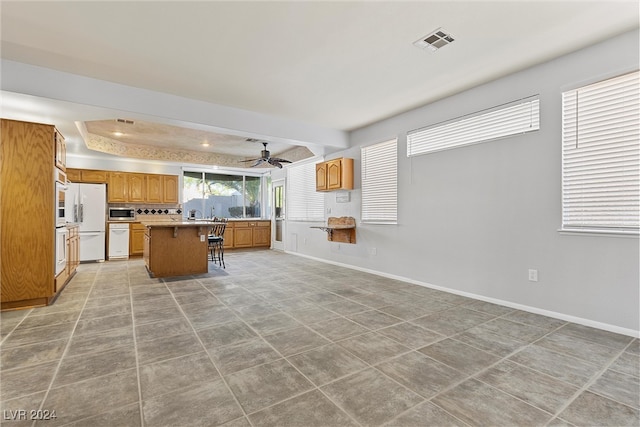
left=285, top=29, right=640, bottom=335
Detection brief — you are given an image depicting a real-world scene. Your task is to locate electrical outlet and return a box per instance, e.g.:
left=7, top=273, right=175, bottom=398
left=369, top=247, right=377, bottom=256
left=528, top=269, right=538, bottom=282
left=200, top=235, right=205, bottom=242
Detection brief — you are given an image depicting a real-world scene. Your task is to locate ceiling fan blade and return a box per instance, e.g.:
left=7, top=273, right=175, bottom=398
left=270, top=158, right=292, bottom=163
left=268, top=158, right=283, bottom=168
left=251, top=159, right=266, bottom=167
left=239, top=158, right=262, bottom=163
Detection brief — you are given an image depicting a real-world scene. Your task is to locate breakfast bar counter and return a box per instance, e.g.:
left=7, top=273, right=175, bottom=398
left=142, top=221, right=215, bottom=278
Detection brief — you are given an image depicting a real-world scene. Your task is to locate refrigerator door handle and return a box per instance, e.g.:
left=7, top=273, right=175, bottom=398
left=79, top=203, right=84, bottom=223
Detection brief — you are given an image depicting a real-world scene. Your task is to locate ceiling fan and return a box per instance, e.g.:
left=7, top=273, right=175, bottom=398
left=240, top=141, right=292, bottom=169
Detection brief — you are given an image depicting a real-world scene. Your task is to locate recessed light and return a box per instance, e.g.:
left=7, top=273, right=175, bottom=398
left=113, top=132, right=124, bottom=137
left=201, top=142, right=210, bottom=147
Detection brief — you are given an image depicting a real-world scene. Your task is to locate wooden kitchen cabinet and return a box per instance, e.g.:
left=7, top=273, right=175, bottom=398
left=1, top=119, right=60, bottom=309
left=59, top=224, right=80, bottom=292
left=163, top=175, right=179, bottom=203
left=68, top=168, right=110, bottom=183
left=128, top=173, right=146, bottom=202
left=252, top=221, right=271, bottom=246
left=105, top=171, right=179, bottom=204
left=82, top=169, right=108, bottom=183
left=316, top=158, right=354, bottom=191
left=129, top=222, right=146, bottom=256
left=55, top=130, right=66, bottom=171
left=69, top=225, right=80, bottom=274
left=222, top=220, right=271, bottom=249
left=108, top=172, right=128, bottom=202
left=222, top=227, right=234, bottom=249
left=234, top=223, right=253, bottom=247
left=146, top=174, right=163, bottom=203
left=66, top=168, right=81, bottom=182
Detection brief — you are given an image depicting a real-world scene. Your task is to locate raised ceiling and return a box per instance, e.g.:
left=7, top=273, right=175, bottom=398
left=1, top=1, right=638, bottom=164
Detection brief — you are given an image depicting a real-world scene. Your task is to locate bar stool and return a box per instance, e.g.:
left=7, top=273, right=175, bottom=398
left=208, top=218, right=227, bottom=268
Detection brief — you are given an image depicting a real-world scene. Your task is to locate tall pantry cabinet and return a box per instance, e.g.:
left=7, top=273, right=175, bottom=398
left=1, top=119, right=61, bottom=309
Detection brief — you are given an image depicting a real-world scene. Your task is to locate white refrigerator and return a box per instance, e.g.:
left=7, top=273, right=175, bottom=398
left=66, top=183, right=106, bottom=262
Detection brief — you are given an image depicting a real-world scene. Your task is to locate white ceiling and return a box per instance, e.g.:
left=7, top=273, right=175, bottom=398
left=1, top=1, right=638, bottom=164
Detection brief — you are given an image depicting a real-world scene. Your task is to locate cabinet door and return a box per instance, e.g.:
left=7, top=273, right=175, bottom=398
left=146, top=175, right=163, bottom=203
left=108, top=172, right=128, bottom=202
left=130, top=228, right=145, bottom=255
left=162, top=175, right=179, bottom=203
left=72, top=234, right=79, bottom=271
left=55, top=131, right=66, bottom=170
left=222, top=227, right=234, bottom=249
left=128, top=173, right=146, bottom=202
left=326, top=159, right=343, bottom=190
left=315, top=162, right=328, bottom=191
left=66, top=168, right=82, bottom=182
left=252, top=226, right=271, bottom=246
left=234, top=228, right=253, bottom=247
left=82, top=169, right=108, bottom=183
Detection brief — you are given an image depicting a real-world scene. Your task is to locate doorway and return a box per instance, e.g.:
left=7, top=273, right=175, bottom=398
left=272, top=179, right=285, bottom=250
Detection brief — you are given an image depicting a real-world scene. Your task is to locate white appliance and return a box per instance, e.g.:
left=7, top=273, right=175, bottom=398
left=108, top=223, right=130, bottom=259
left=55, top=168, right=67, bottom=227
left=67, top=183, right=106, bottom=262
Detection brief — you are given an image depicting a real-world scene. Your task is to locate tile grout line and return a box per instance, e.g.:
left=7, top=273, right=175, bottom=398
left=192, top=276, right=366, bottom=427
left=128, top=263, right=147, bottom=427
left=0, top=308, right=34, bottom=347
left=163, top=277, right=253, bottom=426
left=378, top=317, right=572, bottom=426
left=547, top=338, right=639, bottom=422
left=28, top=266, right=100, bottom=427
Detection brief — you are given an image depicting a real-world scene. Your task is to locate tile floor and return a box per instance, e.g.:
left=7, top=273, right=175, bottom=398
left=1, top=250, right=638, bottom=426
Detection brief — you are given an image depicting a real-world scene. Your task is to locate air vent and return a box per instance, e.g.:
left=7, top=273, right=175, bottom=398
left=413, top=28, right=455, bottom=52
left=116, top=118, right=135, bottom=125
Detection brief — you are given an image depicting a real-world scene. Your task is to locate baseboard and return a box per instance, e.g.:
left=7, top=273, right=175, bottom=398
left=285, top=250, right=640, bottom=338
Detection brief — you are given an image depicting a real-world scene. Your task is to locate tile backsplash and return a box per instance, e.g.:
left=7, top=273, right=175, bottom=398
left=134, top=207, right=182, bottom=215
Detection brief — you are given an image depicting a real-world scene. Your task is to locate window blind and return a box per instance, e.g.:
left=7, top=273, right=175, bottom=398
left=407, top=95, right=540, bottom=156
left=287, top=160, right=324, bottom=221
left=361, top=139, right=398, bottom=223
left=562, top=70, right=640, bottom=231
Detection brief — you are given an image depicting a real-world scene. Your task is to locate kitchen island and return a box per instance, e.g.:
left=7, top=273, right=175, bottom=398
left=142, top=221, right=215, bottom=278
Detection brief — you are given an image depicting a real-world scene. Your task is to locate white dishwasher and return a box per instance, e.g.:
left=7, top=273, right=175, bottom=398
left=108, top=223, right=130, bottom=259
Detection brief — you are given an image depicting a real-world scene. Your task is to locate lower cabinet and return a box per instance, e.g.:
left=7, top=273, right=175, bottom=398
left=130, top=223, right=146, bottom=256
left=233, top=224, right=253, bottom=248
left=223, top=220, right=271, bottom=249
left=56, top=225, right=79, bottom=293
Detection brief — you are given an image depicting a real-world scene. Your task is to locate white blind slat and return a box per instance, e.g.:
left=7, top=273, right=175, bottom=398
left=562, top=70, right=640, bottom=231
left=287, top=161, right=324, bottom=221
left=407, top=96, right=540, bottom=157
left=362, top=139, right=398, bottom=223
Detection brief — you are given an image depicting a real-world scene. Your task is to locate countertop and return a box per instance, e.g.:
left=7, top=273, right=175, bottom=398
left=141, top=220, right=219, bottom=227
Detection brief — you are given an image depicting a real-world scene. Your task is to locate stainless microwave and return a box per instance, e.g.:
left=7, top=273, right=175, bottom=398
left=109, top=207, right=135, bottom=221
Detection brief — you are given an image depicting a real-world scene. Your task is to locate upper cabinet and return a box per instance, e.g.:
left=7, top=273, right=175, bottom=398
left=55, top=130, right=66, bottom=171
left=71, top=168, right=178, bottom=204
left=316, top=158, right=354, bottom=191
left=108, top=172, right=129, bottom=202
left=128, top=173, right=146, bottom=203
left=162, top=175, right=179, bottom=204
left=66, top=168, right=108, bottom=183
left=146, top=174, right=163, bottom=203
